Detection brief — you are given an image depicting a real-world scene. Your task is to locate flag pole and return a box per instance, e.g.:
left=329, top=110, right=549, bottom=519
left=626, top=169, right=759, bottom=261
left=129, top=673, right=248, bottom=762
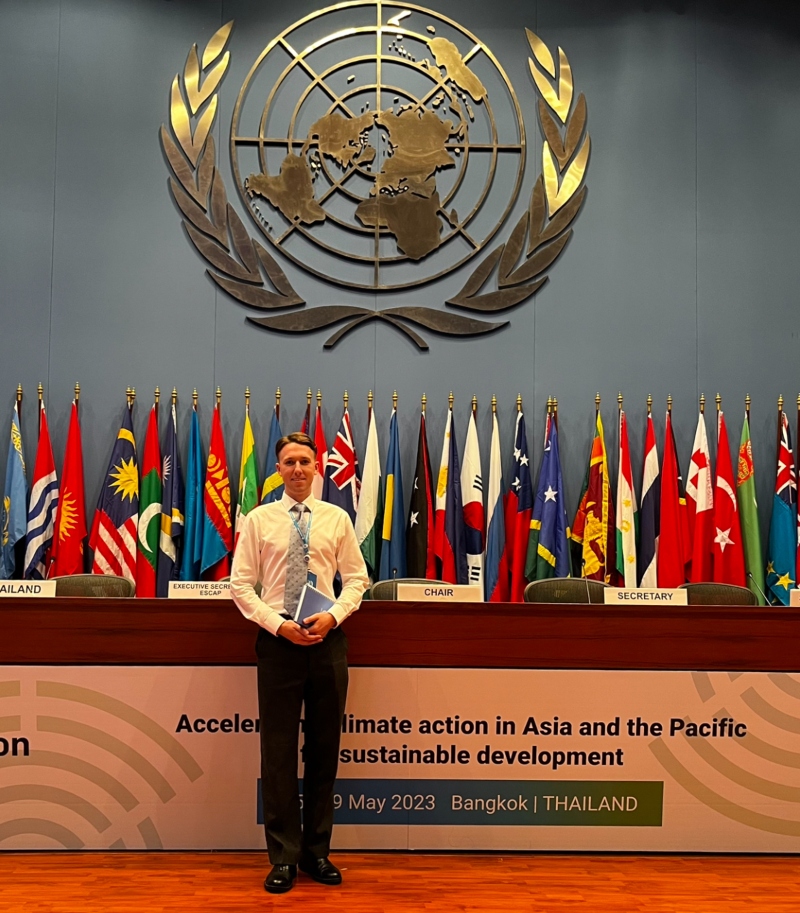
left=450, top=391, right=455, bottom=413
left=745, top=394, right=751, bottom=424
left=491, top=394, right=497, bottom=415
left=646, top=393, right=652, bottom=416
left=171, top=387, right=177, bottom=408
left=471, top=395, right=477, bottom=418
left=553, top=397, right=558, bottom=431
left=343, top=389, right=348, bottom=416
left=37, top=383, right=43, bottom=441
left=700, top=393, right=705, bottom=415
left=516, top=393, right=522, bottom=413
left=368, top=390, right=373, bottom=423
left=154, top=386, right=160, bottom=423
left=421, top=392, right=426, bottom=416
left=16, top=384, right=22, bottom=434
left=245, top=387, right=250, bottom=417
left=192, top=388, right=198, bottom=412
left=216, top=386, right=222, bottom=410
left=275, top=388, right=281, bottom=422
left=776, top=395, right=784, bottom=476
left=393, top=390, right=398, bottom=413
left=667, top=394, right=672, bottom=415
left=595, top=392, right=600, bottom=419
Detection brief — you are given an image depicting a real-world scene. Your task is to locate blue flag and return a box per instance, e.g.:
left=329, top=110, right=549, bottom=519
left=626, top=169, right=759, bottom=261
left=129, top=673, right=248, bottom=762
left=1, top=404, right=28, bottom=579
left=322, top=408, right=359, bottom=522
left=261, top=409, right=284, bottom=504
left=531, top=418, right=571, bottom=578
left=157, top=403, right=185, bottom=596
left=767, top=411, right=797, bottom=605
left=180, top=407, right=205, bottom=581
left=379, top=409, right=406, bottom=580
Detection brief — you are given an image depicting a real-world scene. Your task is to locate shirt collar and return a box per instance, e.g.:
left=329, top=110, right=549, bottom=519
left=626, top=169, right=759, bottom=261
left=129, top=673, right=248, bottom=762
left=281, top=492, right=316, bottom=512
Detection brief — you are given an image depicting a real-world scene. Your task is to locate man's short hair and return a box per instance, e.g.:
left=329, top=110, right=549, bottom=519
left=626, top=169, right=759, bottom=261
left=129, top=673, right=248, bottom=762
left=275, top=432, right=317, bottom=460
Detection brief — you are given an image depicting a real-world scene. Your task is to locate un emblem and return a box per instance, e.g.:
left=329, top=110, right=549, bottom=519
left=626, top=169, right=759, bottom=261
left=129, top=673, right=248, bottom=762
left=162, top=5, right=589, bottom=348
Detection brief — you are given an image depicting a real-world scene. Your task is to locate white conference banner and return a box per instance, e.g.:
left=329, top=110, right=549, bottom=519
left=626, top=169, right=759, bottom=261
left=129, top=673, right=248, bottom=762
left=1, top=666, right=799, bottom=852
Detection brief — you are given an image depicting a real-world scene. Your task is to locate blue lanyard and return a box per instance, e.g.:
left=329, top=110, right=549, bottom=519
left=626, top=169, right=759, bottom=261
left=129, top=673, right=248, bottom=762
left=289, top=506, right=313, bottom=561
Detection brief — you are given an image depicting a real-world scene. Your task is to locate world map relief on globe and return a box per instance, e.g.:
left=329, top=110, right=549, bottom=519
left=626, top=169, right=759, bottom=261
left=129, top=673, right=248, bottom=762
left=244, top=36, right=488, bottom=262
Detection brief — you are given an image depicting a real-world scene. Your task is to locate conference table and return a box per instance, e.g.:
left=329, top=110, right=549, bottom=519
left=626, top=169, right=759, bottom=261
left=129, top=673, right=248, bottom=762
left=3, top=598, right=797, bottom=668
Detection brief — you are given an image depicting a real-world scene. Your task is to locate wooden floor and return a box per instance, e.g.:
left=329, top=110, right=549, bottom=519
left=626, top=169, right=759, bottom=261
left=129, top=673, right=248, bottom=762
left=1, top=853, right=798, bottom=912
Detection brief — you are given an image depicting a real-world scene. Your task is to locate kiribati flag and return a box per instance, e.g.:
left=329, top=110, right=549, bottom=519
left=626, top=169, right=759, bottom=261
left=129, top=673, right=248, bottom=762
left=23, top=402, right=59, bottom=580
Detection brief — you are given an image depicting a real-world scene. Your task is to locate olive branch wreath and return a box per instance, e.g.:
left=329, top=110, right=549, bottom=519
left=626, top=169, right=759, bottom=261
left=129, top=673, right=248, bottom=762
left=161, top=22, right=589, bottom=349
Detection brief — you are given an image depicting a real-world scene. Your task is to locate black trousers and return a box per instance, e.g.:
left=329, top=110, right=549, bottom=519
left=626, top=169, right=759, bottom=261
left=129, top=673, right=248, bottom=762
left=256, top=626, right=348, bottom=864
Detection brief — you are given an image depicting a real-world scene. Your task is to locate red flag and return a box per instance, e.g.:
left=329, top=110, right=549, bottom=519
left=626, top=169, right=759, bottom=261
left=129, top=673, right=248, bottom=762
left=712, top=411, right=746, bottom=585
left=201, top=404, right=233, bottom=581
left=50, top=402, right=87, bottom=577
left=312, top=403, right=328, bottom=500
left=686, top=411, right=714, bottom=582
left=136, top=406, right=162, bottom=597
left=657, top=411, right=687, bottom=587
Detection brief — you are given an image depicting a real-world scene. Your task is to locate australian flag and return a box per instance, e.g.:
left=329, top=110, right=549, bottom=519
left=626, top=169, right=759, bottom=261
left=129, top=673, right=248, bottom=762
left=322, top=408, right=359, bottom=522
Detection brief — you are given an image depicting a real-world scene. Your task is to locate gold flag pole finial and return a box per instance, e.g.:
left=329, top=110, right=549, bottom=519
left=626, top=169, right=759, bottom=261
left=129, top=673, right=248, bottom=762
left=316, top=389, right=322, bottom=408
left=646, top=393, right=652, bottom=416
left=778, top=394, right=784, bottom=412
left=306, top=388, right=313, bottom=408
left=343, top=390, right=349, bottom=409
left=516, top=393, right=522, bottom=413
left=245, top=387, right=251, bottom=415
left=491, top=394, right=497, bottom=415
left=700, top=393, right=706, bottom=415
left=553, top=397, right=559, bottom=422
left=171, top=387, right=178, bottom=406
left=594, top=392, right=600, bottom=416
left=37, top=382, right=43, bottom=405
left=715, top=392, right=722, bottom=413
left=74, top=382, right=81, bottom=405
left=367, top=390, right=374, bottom=420
left=192, top=388, right=198, bottom=409
left=275, top=388, right=281, bottom=420
left=546, top=396, right=552, bottom=415
left=421, top=393, right=427, bottom=415
left=155, top=386, right=161, bottom=405
left=125, top=387, right=132, bottom=407
left=130, top=387, right=136, bottom=407
left=449, top=391, right=455, bottom=410
left=667, top=394, right=673, bottom=414
left=216, top=386, right=222, bottom=407
left=617, top=392, right=623, bottom=412
left=745, top=394, right=751, bottom=422
left=392, top=390, right=398, bottom=411
left=471, top=395, right=478, bottom=415
left=16, top=383, right=23, bottom=407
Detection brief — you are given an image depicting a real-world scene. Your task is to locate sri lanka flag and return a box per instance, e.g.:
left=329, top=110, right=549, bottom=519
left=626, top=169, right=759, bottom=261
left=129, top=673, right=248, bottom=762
left=90, top=403, right=138, bottom=584
left=201, top=403, right=233, bottom=580
left=23, top=401, right=59, bottom=580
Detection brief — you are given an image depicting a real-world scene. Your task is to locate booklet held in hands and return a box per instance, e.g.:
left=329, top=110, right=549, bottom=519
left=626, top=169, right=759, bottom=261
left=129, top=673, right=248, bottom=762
left=294, top=584, right=335, bottom=627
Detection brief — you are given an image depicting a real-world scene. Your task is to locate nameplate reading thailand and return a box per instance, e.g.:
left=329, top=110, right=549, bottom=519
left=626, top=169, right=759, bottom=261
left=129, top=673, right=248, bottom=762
left=604, top=588, right=687, bottom=605
left=395, top=583, right=483, bottom=603
left=168, top=582, right=231, bottom=599
left=0, top=581, right=57, bottom=598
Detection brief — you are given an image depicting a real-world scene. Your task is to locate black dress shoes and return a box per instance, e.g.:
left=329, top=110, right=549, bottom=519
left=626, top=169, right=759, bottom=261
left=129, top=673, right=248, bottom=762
left=299, top=856, right=342, bottom=885
left=264, top=864, right=297, bottom=894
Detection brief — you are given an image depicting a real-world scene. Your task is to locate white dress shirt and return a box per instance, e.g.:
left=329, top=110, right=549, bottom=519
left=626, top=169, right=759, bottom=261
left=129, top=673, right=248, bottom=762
left=230, top=493, right=369, bottom=636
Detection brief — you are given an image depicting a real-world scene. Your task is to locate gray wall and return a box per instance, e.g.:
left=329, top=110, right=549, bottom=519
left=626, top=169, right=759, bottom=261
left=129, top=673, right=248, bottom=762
left=1, top=0, right=799, bottom=539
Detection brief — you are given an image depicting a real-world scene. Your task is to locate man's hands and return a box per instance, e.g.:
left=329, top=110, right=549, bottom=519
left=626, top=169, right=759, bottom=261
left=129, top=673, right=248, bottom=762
left=277, top=612, right=336, bottom=645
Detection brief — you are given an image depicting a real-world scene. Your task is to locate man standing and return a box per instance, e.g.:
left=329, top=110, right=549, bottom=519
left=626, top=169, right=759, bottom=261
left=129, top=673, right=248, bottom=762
left=231, top=432, right=369, bottom=894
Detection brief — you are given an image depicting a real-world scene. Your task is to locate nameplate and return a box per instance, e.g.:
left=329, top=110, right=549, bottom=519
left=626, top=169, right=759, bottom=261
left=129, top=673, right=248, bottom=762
left=0, top=581, right=57, bottom=598
left=395, top=583, right=483, bottom=603
left=789, top=590, right=800, bottom=607
left=604, top=587, right=687, bottom=604
left=168, top=582, right=231, bottom=599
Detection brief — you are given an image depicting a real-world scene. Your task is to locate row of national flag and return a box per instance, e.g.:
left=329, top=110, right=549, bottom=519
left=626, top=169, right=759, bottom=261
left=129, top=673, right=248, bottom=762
left=2, top=391, right=799, bottom=605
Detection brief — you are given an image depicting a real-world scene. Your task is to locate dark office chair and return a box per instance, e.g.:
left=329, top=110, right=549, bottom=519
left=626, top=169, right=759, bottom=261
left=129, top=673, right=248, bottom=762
left=53, top=574, right=135, bottom=598
left=679, top=582, right=758, bottom=606
left=523, top=577, right=609, bottom=604
left=364, top=578, right=449, bottom=600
